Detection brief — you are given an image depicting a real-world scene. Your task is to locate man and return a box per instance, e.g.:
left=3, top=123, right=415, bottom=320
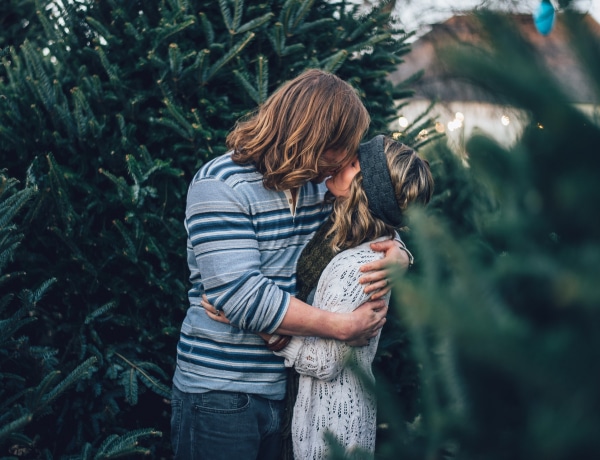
left=171, top=69, right=410, bottom=459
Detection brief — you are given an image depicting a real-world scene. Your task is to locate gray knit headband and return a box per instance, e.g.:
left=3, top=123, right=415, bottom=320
left=358, top=135, right=402, bottom=227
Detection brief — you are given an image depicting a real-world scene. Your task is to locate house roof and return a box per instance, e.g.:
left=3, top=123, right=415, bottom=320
left=389, top=12, right=600, bottom=104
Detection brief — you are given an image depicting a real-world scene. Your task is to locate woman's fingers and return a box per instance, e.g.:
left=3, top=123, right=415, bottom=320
left=201, top=294, right=230, bottom=324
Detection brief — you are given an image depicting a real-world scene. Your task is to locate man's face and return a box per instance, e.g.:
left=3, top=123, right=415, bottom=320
left=312, top=148, right=348, bottom=183
left=325, top=155, right=360, bottom=198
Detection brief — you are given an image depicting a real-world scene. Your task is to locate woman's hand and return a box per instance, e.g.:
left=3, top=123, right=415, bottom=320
left=201, top=294, right=230, bottom=324
left=358, top=239, right=411, bottom=299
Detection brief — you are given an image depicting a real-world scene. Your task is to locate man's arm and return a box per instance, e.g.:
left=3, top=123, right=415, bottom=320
left=274, top=296, right=387, bottom=343
left=204, top=295, right=387, bottom=344
left=192, top=176, right=386, bottom=342
left=187, top=176, right=290, bottom=333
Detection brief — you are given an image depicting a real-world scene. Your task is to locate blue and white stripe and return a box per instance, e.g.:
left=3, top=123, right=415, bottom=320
left=174, top=152, right=331, bottom=399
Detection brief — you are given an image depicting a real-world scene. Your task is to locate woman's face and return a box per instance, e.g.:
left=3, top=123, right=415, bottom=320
left=325, top=155, right=361, bottom=197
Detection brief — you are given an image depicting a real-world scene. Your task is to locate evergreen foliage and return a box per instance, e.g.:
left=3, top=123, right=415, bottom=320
left=0, top=0, right=424, bottom=456
left=384, top=9, right=600, bottom=460
left=0, top=1, right=40, bottom=53
left=0, top=171, right=160, bottom=458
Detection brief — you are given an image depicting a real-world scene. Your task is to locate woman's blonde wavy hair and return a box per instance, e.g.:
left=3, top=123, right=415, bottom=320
left=226, top=69, right=370, bottom=191
left=326, top=137, right=434, bottom=252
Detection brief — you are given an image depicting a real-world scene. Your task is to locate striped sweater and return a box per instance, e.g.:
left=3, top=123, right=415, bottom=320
left=173, top=152, right=331, bottom=399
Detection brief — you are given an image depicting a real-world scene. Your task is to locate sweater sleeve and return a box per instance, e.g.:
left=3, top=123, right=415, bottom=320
left=185, top=176, right=289, bottom=333
left=275, top=245, right=383, bottom=380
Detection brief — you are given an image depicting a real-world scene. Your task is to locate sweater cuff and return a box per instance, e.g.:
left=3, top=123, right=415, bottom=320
left=273, top=336, right=304, bottom=367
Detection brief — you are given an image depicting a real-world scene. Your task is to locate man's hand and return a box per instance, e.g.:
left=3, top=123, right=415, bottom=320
left=358, top=239, right=410, bottom=299
left=340, top=299, right=388, bottom=346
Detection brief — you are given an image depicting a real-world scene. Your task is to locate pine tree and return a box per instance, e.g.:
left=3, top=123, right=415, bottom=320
left=0, top=170, right=161, bottom=458
left=382, top=8, right=600, bottom=460
left=0, top=0, right=425, bottom=456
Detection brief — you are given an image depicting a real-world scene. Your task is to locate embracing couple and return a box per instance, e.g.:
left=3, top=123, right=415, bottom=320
left=170, top=69, right=434, bottom=460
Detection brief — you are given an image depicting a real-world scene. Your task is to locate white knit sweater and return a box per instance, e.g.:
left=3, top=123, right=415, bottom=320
left=276, top=238, right=391, bottom=460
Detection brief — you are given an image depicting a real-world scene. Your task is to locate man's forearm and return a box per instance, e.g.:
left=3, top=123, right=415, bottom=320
left=275, top=297, right=351, bottom=340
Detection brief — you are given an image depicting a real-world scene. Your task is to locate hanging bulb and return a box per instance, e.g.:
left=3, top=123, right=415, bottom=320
left=533, top=0, right=556, bottom=35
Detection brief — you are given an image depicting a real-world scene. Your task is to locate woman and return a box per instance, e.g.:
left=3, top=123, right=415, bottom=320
left=272, top=134, right=434, bottom=459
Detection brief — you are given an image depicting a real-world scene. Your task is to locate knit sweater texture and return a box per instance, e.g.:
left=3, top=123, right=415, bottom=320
left=276, top=236, right=391, bottom=459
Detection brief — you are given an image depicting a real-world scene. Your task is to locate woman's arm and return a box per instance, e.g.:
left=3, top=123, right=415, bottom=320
left=276, top=245, right=389, bottom=380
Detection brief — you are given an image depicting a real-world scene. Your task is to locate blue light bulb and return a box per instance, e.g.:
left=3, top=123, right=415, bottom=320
left=534, top=0, right=556, bottom=36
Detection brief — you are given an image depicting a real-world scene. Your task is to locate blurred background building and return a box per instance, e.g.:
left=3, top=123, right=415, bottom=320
left=388, top=12, right=600, bottom=152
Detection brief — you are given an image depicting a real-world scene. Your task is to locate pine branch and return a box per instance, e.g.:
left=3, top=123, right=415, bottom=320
left=0, top=306, right=37, bottom=347
left=319, top=50, right=348, bottom=74
left=232, top=0, right=244, bottom=32
left=40, top=356, right=98, bottom=408
left=84, top=301, right=118, bottom=325
left=114, top=113, right=129, bottom=146
left=198, top=12, right=214, bottom=45
left=94, top=45, right=120, bottom=84
left=115, top=352, right=171, bottom=400
left=149, top=116, right=194, bottom=140
left=346, top=32, right=392, bottom=55
left=100, top=169, right=133, bottom=202
left=20, top=40, right=55, bottom=111
left=194, top=48, right=211, bottom=85
left=288, top=0, right=315, bottom=33
left=346, top=17, right=378, bottom=42
left=34, top=6, right=62, bottom=50
left=29, top=370, right=61, bottom=409
left=268, top=22, right=285, bottom=56
left=161, top=97, right=195, bottom=139
left=120, top=368, right=138, bottom=405
left=236, top=12, right=274, bottom=35
left=268, top=22, right=304, bottom=57
left=294, top=18, right=334, bottom=35
left=86, top=16, right=120, bottom=46
left=93, top=428, right=161, bottom=459
left=0, top=185, right=36, bottom=231
left=0, top=413, right=33, bottom=443
left=125, top=154, right=143, bottom=188
left=71, top=86, right=96, bottom=139
left=204, top=32, right=256, bottom=83
left=152, top=17, right=196, bottom=51
left=232, top=70, right=260, bottom=105
left=218, top=0, right=233, bottom=32
left=168, top=43, right=183, bottom=78
left=80, top=441, right=94, bottom=460
left=143, top=235, right=168, bottom=270
left=112, top=219, right=138, bottom=263
left=45, top=152, right=78, bottom=235
left=256, top=55, right=269, bottom=104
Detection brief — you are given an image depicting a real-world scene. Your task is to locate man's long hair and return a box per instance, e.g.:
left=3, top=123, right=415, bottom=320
left=327, top=137, right=434, bottom=252
left=226, top=69, right=370, bottom=191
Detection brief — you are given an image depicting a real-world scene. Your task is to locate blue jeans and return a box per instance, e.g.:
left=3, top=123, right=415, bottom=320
left=170, top=386, right=285, bottom=460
